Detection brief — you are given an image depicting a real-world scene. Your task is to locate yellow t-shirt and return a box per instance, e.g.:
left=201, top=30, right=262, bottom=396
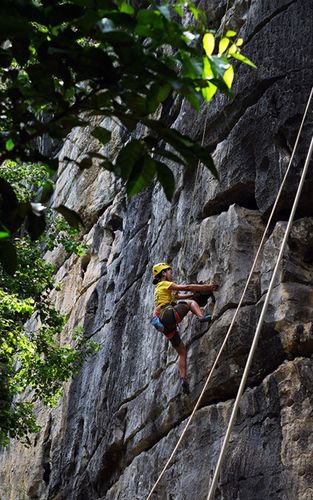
left=154, top=280, right=177, bottom=308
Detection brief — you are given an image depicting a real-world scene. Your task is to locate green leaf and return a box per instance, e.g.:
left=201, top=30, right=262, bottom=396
left=191, top=144, right=218, bottom=178
left=115, top=140, right=145, bottom=181
left=181, top=52, right=203, bottom=79
left=150, top=83, right=172, bottom=103
left=232, top=52, right=257, bottom=68
left=228, top=43, right=237, bottom=55
left=135, top=9, right=163, bottom=36
left=91, top=127, right=112, bottom=145
left=123, top=93, right=149, bottom=115
left=185, top=91, right=201, bottom=112
left=55, top=206, right=83, bottom=229
left=209, top=55, right=230, bottom=77
left=118, top=1, right=135, bottom=15
left=218, top=37, right=230, bottom=55
left=226, top=30, right=236, bottom=37
left=126, top=155, right=156, bottom=196
left=144, top=138, right=187, bottom=165
left=203, top=33, right=215, bottom=57
left=155, top=161, right=175, bottom=201
left=223, top=64, right=234, bottom=89
left=188, top=3, right=200, bottom=21
left=173, top=5, right=183, bottom=17
left=92, top=90, right=112, bottom=107
left=202, top=57, right=213, bottom=79
left=202, top=83, right=217, bottom=102
left=142, top=118, right=213, bottom=170
left=0, top=231, right=9, bottom=239
left=5, top=139, right=14, bottom=152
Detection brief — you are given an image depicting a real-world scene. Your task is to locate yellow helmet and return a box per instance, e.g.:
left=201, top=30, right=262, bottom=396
left=152, top=262, right=171, bottom=279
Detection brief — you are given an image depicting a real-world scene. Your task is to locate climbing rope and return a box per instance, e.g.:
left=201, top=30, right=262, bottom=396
left=220, top=0, right=231, bottom=35
left=146, top=86, right=313, bottom=500
left=207, top=121, right=313, bottom=500
left=177, top=108, right=209, bottom=272
left=178, top=0, right=232, bottom=273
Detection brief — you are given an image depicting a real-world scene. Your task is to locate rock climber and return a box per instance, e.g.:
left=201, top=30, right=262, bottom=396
left=151, top=263, right=217, bottom=394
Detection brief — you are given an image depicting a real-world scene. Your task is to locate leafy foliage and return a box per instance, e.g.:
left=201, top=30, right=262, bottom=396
left=0, top=161, right=87, bottom=271
left=42, top=212, right=87, bottom=256
left=0, top=160, right=53, bottom=204
left=0, top=0, right=255, bottom=273
left=0, top=235, right=99, bottom=447
left=0, top=165, right=97, bottom=447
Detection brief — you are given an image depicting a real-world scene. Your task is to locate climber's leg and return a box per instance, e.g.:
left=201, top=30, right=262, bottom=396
left=184, top=299, right=210, bottom=320
left=173, top=342, right=189, bottom=394
left=174, top=341, right=187, bottom=379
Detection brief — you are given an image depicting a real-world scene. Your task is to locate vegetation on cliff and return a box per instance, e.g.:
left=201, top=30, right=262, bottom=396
left=0, top=0, right=254, bottom=273
left=0, top=162, right=98, bottom=446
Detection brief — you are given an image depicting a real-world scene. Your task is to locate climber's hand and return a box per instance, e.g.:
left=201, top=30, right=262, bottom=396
left=208, top=283, right=218, bottom=291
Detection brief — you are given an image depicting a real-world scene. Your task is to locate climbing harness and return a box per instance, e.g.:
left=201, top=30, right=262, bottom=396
left=150, top=303, right=186, bottom=338
left=146, top=86, right=313, bottom=500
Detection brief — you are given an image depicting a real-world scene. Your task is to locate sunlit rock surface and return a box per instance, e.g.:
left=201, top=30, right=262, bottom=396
left=1, top=1, right=313, bottom=499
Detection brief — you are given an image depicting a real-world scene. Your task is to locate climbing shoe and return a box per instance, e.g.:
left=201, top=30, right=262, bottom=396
left=199, top=314, right=212, bottom=323
left=180, top=378, right=190, bottom=395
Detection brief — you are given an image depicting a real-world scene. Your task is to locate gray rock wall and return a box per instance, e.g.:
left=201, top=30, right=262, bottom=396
left=1, top=1, right=313, bottom=499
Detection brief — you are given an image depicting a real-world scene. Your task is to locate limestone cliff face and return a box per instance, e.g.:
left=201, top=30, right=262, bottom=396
left=1, top=1, right=313, bottom=499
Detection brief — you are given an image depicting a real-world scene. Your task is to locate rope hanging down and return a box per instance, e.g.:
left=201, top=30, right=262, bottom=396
left=207, top=126, right=313, bottom=500
left=146, top=87, right=313, bottom=500
left=178, top=0, right=231, bottom=275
